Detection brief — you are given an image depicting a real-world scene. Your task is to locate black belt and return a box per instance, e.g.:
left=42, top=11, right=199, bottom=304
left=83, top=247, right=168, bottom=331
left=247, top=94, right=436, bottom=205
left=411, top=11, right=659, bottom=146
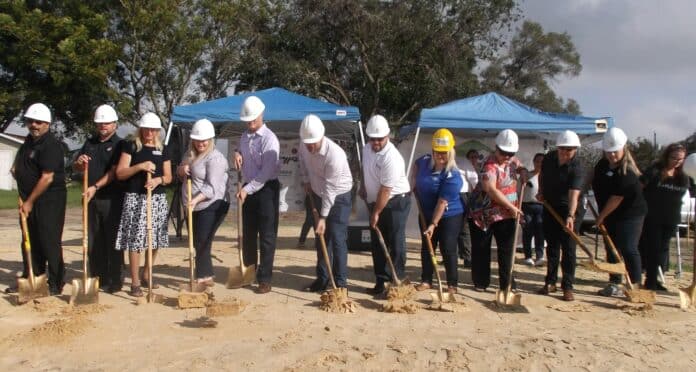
left=391, top=192, right=411, bottom=200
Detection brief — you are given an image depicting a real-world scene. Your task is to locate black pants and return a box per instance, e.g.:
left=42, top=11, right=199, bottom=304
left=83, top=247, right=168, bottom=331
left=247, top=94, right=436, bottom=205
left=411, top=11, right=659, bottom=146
left=419, top=213, right=462, bottom=287
left=639, top=217, right=676, bottom=288
left=605, top=216, right=644, bottom=285
left=192, top=199, right=229, bottom=279
left=457, top=192, right=471, bottom=261
left=22, top=190, right=66, bottom=291
left=242, top=179, right=279, bottom=284
left=542, top=209, right=576, bottom=289
left=522, top=202, right=544, bottom=260
left=369, top=194, right=411, bottom=286
left=299, top=194, right=314, bottom=243
left=88, top=197, right=124, bottom=288
left=470, top=218, right=516, bottom=290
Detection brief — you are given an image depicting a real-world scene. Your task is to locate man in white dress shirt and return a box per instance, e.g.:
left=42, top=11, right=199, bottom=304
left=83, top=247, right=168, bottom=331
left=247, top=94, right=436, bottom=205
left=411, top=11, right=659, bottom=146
left=298, top=114, right=353, bottom=292
left=359, top=115, right=411, bottom=295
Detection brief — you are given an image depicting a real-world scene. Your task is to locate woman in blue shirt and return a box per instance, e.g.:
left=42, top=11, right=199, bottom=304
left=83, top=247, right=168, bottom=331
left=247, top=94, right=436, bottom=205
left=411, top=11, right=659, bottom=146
left=411, top=129, right=464, bottom=295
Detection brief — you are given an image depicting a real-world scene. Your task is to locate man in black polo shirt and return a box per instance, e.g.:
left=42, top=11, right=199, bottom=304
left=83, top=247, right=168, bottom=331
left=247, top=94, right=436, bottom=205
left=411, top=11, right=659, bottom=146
left=11, top=103, right=67, bottom=295
left=537, top=130, right=585, bottom=301
left=73, top=104, right=125, bottom=293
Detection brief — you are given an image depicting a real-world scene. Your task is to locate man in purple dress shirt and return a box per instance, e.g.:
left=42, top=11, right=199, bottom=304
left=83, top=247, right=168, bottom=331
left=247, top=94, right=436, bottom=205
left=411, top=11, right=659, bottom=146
left=234, top=96, right=281, bottom=294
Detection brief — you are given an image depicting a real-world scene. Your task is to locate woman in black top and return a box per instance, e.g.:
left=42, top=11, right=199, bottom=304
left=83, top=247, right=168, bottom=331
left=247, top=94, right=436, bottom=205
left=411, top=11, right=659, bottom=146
left=592, top=127, right=647, bottom=297
left=639, top=143, right=690, bottom=290
left=115, top=113, right=172, bottom=297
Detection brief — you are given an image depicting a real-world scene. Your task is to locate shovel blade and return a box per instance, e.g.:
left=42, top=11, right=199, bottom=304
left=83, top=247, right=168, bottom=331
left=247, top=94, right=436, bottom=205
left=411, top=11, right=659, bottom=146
left=17, top=274, right=49, bottom=304
left=429, top=291, right=455, bottom=303
left=178, top=289, right=209, bottom=309
left=226, top=264, right=256, bottom=289
left=624, top=288, right=656, bottom=304
left=69, top=278, right=100, bottom=305
left=678, top=284, right=696, bottom=310
left=179, top=282, right=208, bottom=293
left=495, top=289, right=522, bottom=307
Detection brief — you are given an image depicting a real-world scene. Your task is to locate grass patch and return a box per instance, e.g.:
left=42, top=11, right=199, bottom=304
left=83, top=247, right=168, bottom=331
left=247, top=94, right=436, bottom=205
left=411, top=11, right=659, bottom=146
left=0, top=182, right=175, bottom=210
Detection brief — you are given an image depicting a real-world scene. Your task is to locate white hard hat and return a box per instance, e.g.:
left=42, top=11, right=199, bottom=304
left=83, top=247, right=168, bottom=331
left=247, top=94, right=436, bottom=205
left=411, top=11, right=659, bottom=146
left=24, top=103, right=51, bottom=123
left=556, top=130, right=581, bottom=148
left=683, top=153, right=696, bottom=179
left=139, top=112, right=162, bottom=129
left=190, top=119, right=215, bottom=140
left=300, top=114, right=325, bottom=144
left=495, top=129, right=519, bottom=153
left=240, top=96, right=265, bottom=122
left=602, top=127, right=627, bottom=152
left=94, top=104, right=118, bottom=123
left=365, top=115, right=390, bottom=138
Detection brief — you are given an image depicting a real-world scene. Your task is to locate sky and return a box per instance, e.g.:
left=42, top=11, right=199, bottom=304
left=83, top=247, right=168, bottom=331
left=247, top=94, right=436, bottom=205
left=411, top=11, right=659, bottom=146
left=519, top=0, right=696, bottom=145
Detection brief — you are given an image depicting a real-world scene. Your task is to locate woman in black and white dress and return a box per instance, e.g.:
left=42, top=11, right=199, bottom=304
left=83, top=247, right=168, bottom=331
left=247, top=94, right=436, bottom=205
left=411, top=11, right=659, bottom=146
left=115, top=112, right=172, bottom=297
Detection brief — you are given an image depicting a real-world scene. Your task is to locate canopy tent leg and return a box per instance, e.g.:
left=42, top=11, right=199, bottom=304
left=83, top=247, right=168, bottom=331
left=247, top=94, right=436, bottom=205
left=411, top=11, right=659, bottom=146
left=405, top=127, right=421, bottom=178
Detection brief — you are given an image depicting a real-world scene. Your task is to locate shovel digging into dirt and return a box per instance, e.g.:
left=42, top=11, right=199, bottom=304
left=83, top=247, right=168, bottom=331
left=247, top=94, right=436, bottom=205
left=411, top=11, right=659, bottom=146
left=178, top=178, right=209, bottom=308
left=373, top=226, right=416, bottom=313
left=494, top=186, right=525, bottom=308
left=308, top=197, right=356, bottom=313
left=542, top=201, right=625, bottom=276
left=586, top=203, right=655, bottom=304
left=227, top=171, right=256, bottom=289
left=678, top=220, right=696, bottom=309
left=70, top=165, right=99, bottom=305
left=413, top=194, right=455, bottom=312
left=16, top=198, right=49, bottom=304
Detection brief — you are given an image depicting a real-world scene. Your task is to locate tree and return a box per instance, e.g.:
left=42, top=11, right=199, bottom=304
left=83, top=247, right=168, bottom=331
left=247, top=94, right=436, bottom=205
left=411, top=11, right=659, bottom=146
left=481, top=20, right=581, bottom=114
left=0, top=1, right=118, bottom=135
left=236, top=0, right=520, bottom=126
left=628, top=137, right=659, bottom=171
left=105, top=0, right=208, bottom=125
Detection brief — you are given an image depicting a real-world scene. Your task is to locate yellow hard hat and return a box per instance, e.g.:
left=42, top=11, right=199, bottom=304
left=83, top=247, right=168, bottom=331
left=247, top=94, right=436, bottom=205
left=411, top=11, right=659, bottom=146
left=432, top=128, right=455, bottom=152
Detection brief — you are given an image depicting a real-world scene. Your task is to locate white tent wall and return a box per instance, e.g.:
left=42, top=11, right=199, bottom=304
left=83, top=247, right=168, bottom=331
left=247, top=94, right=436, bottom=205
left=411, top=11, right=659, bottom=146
left=396, top=132, right=547, bottom=239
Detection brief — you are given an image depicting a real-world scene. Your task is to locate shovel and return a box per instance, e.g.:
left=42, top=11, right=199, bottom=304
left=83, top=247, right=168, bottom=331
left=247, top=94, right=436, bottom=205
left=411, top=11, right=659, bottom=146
left=145, top=173, right=163, bottom=304
left=70, top=163, right=99, bottom=305
left=16, top=198, right=49, bottom=304
left=586, top=203, right=655, bottom=304
left=178, top=178, right=208, bottom=308
left=495, top=185, right=525, bottom=307
left=679, top=209, right=696, bottom=309
left=542, top=201, right=625, bottom=275
left=226, top=171, right=256, bottom=289
left=413, top=193, right=455, bottom=311
left=308, top=196, right=355, bottom=313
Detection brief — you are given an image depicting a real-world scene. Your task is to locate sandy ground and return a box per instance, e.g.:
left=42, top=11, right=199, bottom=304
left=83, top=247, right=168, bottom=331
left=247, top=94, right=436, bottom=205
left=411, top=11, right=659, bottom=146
left=0, top=207, right=695, bottom=371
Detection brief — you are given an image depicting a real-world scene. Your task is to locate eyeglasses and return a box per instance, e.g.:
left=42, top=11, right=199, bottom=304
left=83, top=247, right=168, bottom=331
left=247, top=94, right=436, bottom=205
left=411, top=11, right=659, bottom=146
left=558, top=147, right=576, bottom=152
left=96, top=122, right=115, bottom=126
left=497, top=148, right=515, bottom=157
left=368, top=136, right=387, bottom=142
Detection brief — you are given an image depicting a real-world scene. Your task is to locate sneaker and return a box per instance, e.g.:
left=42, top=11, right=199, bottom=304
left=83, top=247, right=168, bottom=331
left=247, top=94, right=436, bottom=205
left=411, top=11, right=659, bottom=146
left=534, top=257, right=546, bottom=267
left=597, top=284, right=621, bottom=297
left=524, top=258, right=535, bottom=266
left=414, top=282, right=432, bottom=291
left=537, top=284, right=557, bottom=295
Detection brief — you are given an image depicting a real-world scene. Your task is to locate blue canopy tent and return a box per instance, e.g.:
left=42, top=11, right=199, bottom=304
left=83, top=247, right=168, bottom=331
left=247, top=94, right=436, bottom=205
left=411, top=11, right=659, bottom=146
left=404, top=92, right=613, bottom=175
left=171, top=87, right=361, bottom=140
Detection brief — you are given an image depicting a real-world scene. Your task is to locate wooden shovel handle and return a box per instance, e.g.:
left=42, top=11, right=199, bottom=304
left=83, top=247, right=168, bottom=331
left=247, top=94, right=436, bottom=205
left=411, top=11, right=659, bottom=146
left=308, top=194, right=338, bottom=290
left=542, top=201, right=597, bottom=263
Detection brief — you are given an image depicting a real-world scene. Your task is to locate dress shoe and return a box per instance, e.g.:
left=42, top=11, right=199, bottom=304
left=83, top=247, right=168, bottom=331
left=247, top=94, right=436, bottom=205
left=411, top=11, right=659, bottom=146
left=5, top=285, right=18, bottom=294
left=304, top=280, right=326, bottom=292
left=562, top=289, right=574, bottom=301
left=537, top=284, right=557, bottom=295
left=256, top=282, right=272, bottom=294
left=366, top=284, right=386, bottom=295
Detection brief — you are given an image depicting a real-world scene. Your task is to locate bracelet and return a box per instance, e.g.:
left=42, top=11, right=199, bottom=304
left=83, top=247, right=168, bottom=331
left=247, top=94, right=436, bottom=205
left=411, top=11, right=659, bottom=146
left=93, top=184, right=100, bottom=190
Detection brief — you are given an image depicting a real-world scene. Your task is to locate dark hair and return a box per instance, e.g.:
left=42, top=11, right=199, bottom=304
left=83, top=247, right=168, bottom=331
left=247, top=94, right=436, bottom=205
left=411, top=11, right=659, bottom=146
left=533, top=153, right=545, bottom=162
left=466, top=149, right=479, bottom=158
left=656, top=142, right=687, bottom=184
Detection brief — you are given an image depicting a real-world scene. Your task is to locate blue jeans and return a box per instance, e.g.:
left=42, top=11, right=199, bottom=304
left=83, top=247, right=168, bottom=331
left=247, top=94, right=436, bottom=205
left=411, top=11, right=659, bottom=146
left=312, top=191, right=352, bottom=287
left=242, top=179, right=280, bottom=284
left=192, top=199, right=229, bottom=279
left=605, top=216, right=644, bottom=285
left=522, top=202, right=544, bottom=260
left=370, top=194, right=411, bottom=286
left=419, top=213, right=462, bottom=286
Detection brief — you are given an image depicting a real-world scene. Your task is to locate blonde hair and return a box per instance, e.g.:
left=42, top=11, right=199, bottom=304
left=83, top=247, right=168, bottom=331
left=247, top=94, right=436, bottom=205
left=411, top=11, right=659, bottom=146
left=431, top=149, right=458, bottom=172
left=134, top=128, right=163, bottom=152
left=187, top=138, right=215, bottom=164
left=619, top=146, right=641, bottom=176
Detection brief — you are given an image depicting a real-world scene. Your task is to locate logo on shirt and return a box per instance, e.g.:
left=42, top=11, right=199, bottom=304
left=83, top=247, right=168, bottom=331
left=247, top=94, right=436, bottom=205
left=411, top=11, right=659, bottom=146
left=152, top=150, right=162, bottom=156
left=106, top=146, right=113, bottom=152
left=28, top=150, right=35, bottom=159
